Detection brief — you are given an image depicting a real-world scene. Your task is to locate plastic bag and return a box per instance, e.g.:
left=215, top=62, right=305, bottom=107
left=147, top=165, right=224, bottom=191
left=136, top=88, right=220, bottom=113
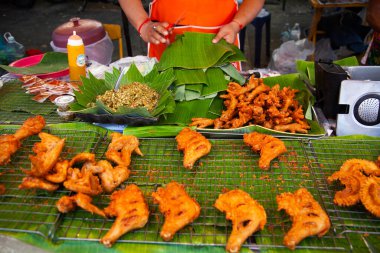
left=50, top=34, right=114, bottom=65
left=269, top=39, right=314, bottom=74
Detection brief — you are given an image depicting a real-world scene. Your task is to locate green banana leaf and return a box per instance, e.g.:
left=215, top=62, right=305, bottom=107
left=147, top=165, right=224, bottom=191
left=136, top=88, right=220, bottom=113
left=296, top=56, right=359, bottom=87
left=0, top=52, right=68, bottom=75
left=69, top=64, right=176, bottom=118
left=157, top=32, right=246, bottom=71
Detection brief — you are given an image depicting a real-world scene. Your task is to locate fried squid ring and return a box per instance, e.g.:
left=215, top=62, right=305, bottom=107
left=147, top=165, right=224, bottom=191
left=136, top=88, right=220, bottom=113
left=359, top=176, right=380, bottom=217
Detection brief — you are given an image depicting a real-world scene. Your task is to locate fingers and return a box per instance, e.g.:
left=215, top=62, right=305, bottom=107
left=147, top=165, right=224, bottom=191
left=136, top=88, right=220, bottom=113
left=212, top=23, right=238, bottom=44
left=141, top=22, right=170, bottom=44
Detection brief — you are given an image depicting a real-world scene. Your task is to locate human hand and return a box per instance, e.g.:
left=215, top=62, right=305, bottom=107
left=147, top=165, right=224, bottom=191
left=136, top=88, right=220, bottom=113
left=140, top=21, right=172, bottom=44
left=212, top=21, right=241, bottom=44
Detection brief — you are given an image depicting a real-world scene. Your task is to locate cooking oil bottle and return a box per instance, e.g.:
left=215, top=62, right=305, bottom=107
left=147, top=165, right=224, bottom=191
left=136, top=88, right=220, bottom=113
left=67, top=31, right=86, bottom=82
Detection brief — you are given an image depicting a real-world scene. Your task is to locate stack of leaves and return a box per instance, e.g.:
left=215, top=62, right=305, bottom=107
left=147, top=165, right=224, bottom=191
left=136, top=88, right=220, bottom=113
left=69, top=64, right=176, bottom=119
left=157, top=32, right=246, bottom=125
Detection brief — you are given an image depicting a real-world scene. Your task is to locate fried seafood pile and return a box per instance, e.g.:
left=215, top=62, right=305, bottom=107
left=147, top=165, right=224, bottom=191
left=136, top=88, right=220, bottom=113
left=190, top=77, right=310, bottom=134
left=327, top=158, right=380, bottom=217
left=0, top=115, right=45, bottom=166
left=176, top=128, right=212, bottom=169
left=215, top=189, right=267, bottom=253
left=152, top=181, right=201, bottom=241
left=276, top=188, right=331, bottom=250
left=243, top=132, right=287, bottom=170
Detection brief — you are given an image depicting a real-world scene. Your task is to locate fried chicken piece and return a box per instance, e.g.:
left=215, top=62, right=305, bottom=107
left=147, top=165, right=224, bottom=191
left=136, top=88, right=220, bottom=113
left=360, top=176, right=380, bottom=217
left=56, top=192, right=106, bottom=217
left=18, top=176, right=59, bottom=191
left=333, top=159, right=380, bottom=177
left=0, top=115, right=45, bottom=166
left=69, top=152, right=96, bottom=168
left=27, top=132, right=65, bottom=177
left=327, top=170, right=367, bottom=206
left=100, top=184, right=149, bottom=247
left=189, top=118, right=215, bottom=128
left=276, top=188, right=331, bottom=250
left=0, top=184, right=5, bottom=195
left=243, top=132, right=287, bottom=170
left=214, top=189, right=267, bottom=253
left=97, top=160, right=130, bottom=193
left=274, top=123, right=309, bottom=134
left=152, top=182, right=201, bottom=241
left=175, top=128, right=212, bottom=169
left=45, top=160, right=69, bottom=183
left=219, top=93, right=238, bottom=122
left=63, top=163, right=103, bottom=196
left=105, top=133, right=143, bottom=167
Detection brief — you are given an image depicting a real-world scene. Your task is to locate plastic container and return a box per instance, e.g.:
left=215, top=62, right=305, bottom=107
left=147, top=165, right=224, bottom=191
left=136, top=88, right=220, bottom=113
left=1, top=32, right=25, bottom=64
left=67, top=31, right=86, bottom=82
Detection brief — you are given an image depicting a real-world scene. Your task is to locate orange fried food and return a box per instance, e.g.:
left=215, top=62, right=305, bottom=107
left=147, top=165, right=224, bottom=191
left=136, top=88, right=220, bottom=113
left=97, top=160, right=130, bottom=193
left=56, top=192, right=106, bottom=217
left=0, top=115, right=45, bottom=166
left=45, top=160, right=69, bottom=183
left=175, top=128, right=212, bottom=169
left=274, top=123, right=309, bottom=134
left=214, top=189, right=267, bottom=253
left=276, top=188, right=331, bottom=250
left=0, top=172, right=5, bottom=195
left=152, top=182, right=201, bottom=241
left=101, top=184, right=149, bottom=247
left=27, top=132, right=65, bottom=177
left=63, top=164, right=103, bottom=196
left=327, top=169, right=367, bottom=206
left=359, top=176, right=380, bottom=217
left=333, top=159, right=380, bottom=177
left=18, top=176, right=59, bottom=191
left=189, top=118, right=215, bottom=128
left=69, top=152, right=96, bottom=168
left=243, top=132, right=287, bottom=170
left=105, top=133, right=143, bottom=167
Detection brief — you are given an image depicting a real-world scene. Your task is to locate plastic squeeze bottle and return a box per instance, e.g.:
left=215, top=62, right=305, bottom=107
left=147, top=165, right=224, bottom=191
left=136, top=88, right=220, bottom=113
left=67, top=31, right=86, bottom=82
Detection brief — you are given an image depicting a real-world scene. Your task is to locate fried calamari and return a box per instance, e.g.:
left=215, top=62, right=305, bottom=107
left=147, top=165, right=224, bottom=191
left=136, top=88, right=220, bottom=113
left=214, top=189, right=267, bottom=253
left=101, top=184, right=149, bottom=247
left=176, top=128, right=212, bottom=169
left=56, top=192, right=106, bottom=217
left=243, top=132, right=287, bottom=170
left=106, top=133, right=143, bottom=167
left=276, top=188, right=330, bottom=250
left=152, top=182, right=201, bottom=241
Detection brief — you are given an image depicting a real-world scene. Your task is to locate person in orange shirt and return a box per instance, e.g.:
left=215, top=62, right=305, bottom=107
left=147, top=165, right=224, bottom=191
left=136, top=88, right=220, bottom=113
left=119, top=0, right=265, bottom=61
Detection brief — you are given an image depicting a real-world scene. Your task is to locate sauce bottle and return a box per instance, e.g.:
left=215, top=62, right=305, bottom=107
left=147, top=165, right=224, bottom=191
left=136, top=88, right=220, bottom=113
left=67, top=31, right=86, bottom=82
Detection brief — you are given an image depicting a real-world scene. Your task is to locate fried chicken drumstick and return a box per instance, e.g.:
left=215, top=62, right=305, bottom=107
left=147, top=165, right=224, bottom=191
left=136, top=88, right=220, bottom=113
left=276, top=188, right=331, bottom=250
left=175, top=128, right=212, bottom=169
left=0, top=115, right=45, bottom=165
left=100, top=184, right=149, bottom=247
left=56, top=192, right=106, bottom=217
left=214, top=189, right=267, bottom=253
left=152, top=181, right=201, bottom=241
left=243, top=132, right=287, bottom=170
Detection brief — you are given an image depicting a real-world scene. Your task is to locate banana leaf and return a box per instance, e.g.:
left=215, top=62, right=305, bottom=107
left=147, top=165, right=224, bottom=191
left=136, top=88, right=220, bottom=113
left=296, top=56, right=359, bottom=87
left=174, top=69, right=208, bottom=86
left=69, top=64, right=176, bottom=118
left=0, top=52, right=68, bottom=75
left=158, top=32, right=246, bottom=71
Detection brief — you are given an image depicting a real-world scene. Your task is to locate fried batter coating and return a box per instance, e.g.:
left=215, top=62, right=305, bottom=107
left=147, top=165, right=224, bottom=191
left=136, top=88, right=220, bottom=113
left=276, top=188, right=331, bottom=250
left=56, top=192, right=106, bottom=217
left=106, top=133, right=143, bottom=167
left=69, top=152, right=96, bottom=168
left=274, top=123, right=309, bottom=134
left=243, top=132, right=287, bottom=170
left=101, top=184, right=149, bottom=247
left=214, top=189, right=267, bottom=253
left=27, top=132, right=65, bottom=177
left=334, top=159, right=380, bottom=177
left=0, top=172, right=5, bottom=194
left=176, top=128, right=212, bottom=169
left=97, top=160, right=130, bottom=193
left=0, top=115, right=45, bottom=166
left=189, top=118, right=215, bottom=128
left=45, top=160, right=69, bottom=183
left=152, top=182, right=201, bottom=241
left=19, top=176, right=59, bottom=191
left=63, top=163, right=103, bottom=196
left=360, top=176, right=380, bottom=217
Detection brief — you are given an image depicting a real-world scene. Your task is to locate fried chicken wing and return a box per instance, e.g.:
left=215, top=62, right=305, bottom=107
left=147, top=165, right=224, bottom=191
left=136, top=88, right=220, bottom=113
left=360, top=176, right=380, bottom=217
left=45, top=160, right=69, bottom=183
left=97, top=160, right=130, bottom=193
left=0, top=115, right=45, bottom=166
left=63, top=163, right=103, bottom=196
left=100, top=184, right=149, bottom=247
left=18, top=176, right=59, bottom=191
left=176, top=128, right=212, bottom=169
left=276, top=188, right=331, bottom=250
left=56, top=192, right=106, bottom=217
left=214, top=189, right=267, bottom=253
left=243, top=132, right=287, bottom=170
left=27, top=132, right=65, bottom=177
left=69, top=152, right=96, bottom=168
left=152, top=182, right=201, bottom=241
left=105, top=133, right=143, bottom=167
